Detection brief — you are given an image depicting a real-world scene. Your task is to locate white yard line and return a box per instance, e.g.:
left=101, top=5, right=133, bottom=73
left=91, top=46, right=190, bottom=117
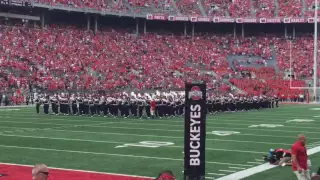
left=228, top=167, right=246, bottom=170
left=0, top=162, right=153, bottom=178
left=0, top=144, right=252, bottom=167
left=0, top=134, right=265, bottom=154
left=205, top=177, right=216, bottom=179
left=0, top=125, right=293, bottom=146
left=219, top=170, right=237, bottom=173
left=216, top=146, right=320, bottom=180
left=247, top=162, right=262, bottom=165
left=208, top=173, right=226, bottom=176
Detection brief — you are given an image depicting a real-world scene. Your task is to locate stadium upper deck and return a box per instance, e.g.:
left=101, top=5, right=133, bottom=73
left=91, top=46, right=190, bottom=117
left=31, top=0, right=319, bottom=20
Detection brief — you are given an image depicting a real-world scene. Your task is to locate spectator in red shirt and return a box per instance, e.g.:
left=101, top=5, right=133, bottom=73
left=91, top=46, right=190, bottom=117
left=292, top=134, right=311, bottom=180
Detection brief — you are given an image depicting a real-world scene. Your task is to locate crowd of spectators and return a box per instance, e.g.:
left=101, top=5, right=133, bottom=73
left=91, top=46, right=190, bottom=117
left=32, top=0, right=320, bottom=18
left=0, top=21, right=316, bottom=99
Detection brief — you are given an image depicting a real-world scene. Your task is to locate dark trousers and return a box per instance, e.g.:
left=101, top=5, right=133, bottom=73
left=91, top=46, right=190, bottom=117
left=36, top=103, right=40, bottom=114
left=72, top=104, right=78, bottom=115
left=110, top=105, right=118, bottom=116
left=84, top=105, right=89, bottom=115
left=131, top=105, right=137, bottom=117
left=60, top=104, right=65, bottom=114
left=145, top=106, right=151, bottom=117
left=103, top=104, right=108, bottom=115
left=123, top=106, right=130, bottom=117
left=52, top=103, right=55, bottom=113
left=90, top=105, right=95, bottom=116
left=158, top=106, right=163, bottom=117
left=119, top=105, right=125, bottom=116
left=44, top=104, right=49, bottom=114
left=138, top=106, right=144, bottom=118
left=94, top=104, right=100, bottom=115
left=79, top=104, right=84, bottom=115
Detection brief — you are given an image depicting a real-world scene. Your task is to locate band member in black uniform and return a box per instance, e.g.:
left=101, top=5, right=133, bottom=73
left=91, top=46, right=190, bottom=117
left=267, top=97, right=272, bottom=108
left=244, top=97, right=249, bottom=111
left=214, top=98, right=220, bottom=112
left=119, top=98, right=125, bottom=117
left=94, top=97, right=100, bottom=116
left=130, top=98, right=138, bottom=117
left=138, top=99, right=144, bottom=119
left=59, top=96, right=65, bottom=115
left=109, top=99, right=115, bottom=117
left=256, top=97, right=261, bottom=110
left=50, top=96, right=56, bottom=114
left=231, top=98, right=237, bottom=111
left=114, top=99, right=120, bottom=117
left=104, top=97, right=111, bottom=117
left=78, top=96, right=84, bottom=116
left=35, top=97, right=40, bottom=114
left=26, top=95, right=30, bottom=105
left=67, top=96, right=72, bottom=115
left=123, top=98, right=130, bottom=118
left=89, top=98, right=95, bottom=117
left=99, top=96, right=105, bottom=117
left=248, top=97, right=254, bottom=110
left=271, top=97, right=275, bottom=108
left=275, top=96, right=279, bottom=108
left=221, top=98, right=226, bottom=112
left=71, top=96, right=78, bottom=115
left=156, top=99, right=161, bottom=118
left=180, top=99, right=184, bottom=115
left=43, top=97, right=49, bottom=114
left=145, top=99, right=151, bottom=118
left=83, top=96, right=89, bottom=115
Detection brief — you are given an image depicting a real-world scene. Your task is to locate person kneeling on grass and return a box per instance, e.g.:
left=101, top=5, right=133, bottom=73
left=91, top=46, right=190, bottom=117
left=154, top=170, right=175, bottom=180
left=263, top=148, right=292, bottom=166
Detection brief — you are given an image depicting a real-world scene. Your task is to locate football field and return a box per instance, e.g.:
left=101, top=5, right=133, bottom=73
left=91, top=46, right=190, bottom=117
left=0, top=104, right=320, bottom=180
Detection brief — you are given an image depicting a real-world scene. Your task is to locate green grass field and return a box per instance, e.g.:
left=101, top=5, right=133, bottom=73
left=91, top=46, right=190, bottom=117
left=0, top=104, right=320, bottom=180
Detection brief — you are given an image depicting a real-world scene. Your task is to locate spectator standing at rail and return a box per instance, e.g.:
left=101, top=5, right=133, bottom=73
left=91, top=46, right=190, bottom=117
left=292, top=134, right=311, bottom=180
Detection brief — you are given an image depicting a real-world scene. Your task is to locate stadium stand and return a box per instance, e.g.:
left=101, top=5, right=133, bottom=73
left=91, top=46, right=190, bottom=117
left=0, top=0, right=316, bottom=104
left=0, top=22, right=308, bottom=98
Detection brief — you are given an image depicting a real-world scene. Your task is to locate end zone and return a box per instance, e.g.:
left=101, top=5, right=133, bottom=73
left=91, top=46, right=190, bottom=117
left=0, top=162, right=153, bottom=180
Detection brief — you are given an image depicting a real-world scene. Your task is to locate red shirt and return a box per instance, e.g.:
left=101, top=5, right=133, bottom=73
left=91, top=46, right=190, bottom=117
left=291, top=141, right=308, bottom=171
left=151, top=100, right=156, bottom=110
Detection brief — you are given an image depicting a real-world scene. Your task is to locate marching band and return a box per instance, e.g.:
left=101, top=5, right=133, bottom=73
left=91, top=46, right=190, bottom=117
left=34, top=92, right=279, bottom=118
